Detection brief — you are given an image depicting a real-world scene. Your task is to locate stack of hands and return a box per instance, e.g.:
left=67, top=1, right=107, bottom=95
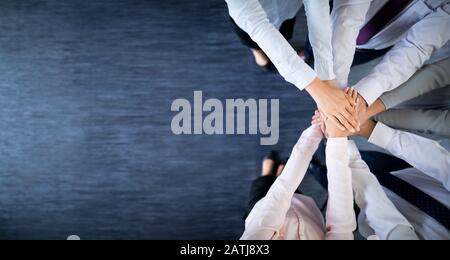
left=310, top=86, right=376, bottom=139
left=305, top=79, right=360, bottom=134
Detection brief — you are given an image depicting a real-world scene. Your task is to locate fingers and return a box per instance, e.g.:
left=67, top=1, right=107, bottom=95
left=323, top=108, right=349, bottom=132
left=335, top=113, right=355, bottom=133
left=351, top=88, right=358, bottom=103
left=340, top=109, right=358, bottom=132
left=345, top=90, right=357, bottom=107
left=312, top=113, right=320, bottom=120
left=314, top=110, right=322, bottom=119
left=340, top=92, right=358, bottom=131
left=312, top=111, right=323, bottom=126
left=344, top=87, right=358, bottom=107
left=320, top=87, right=358, bottom=132
left=311, top=109, right=324, bottom=126
left=350, top=88, right=361, bottom=129
left=344, top=87, right=360, bottom=131
left=320, top=123, right=327, bottom=137
left=352, top=89, right=361, bottom=129
left=330, top=115, right=346, bottom=131
left=311, top=119, right=321, bottom=125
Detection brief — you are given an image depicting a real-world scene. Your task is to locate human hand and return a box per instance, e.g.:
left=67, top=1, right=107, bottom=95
left=343, top=90, right=377, bottom=138
left=355, top=93, right=370, bottom=125
left=306, top=78, right=359, bottom=133
left=311, top=109, right=326, bottom=136
left=313, top=90, right=377, bottom=139
left=355, top=96, right=387, bottom=128
left=356, top=118, right=376, bottom=139
left=352, top=94, right=384, bottom=138
left=324, top=87, right=359, bottom=138
left=312, top=88, right=360, bottom=138
left=312, top=110, right=347, bottom=138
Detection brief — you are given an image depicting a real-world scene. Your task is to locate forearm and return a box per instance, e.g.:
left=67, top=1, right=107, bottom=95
left=354, top=7, right=450, bottom=105
left=379, top=57, right=450, bottom=110
left=325, top=138, right=356, bottom=240
left=368, top=122, right=450, bottom=190
left=304, top=0, right=335, bottom=80
left=347, top=141, right=416, bottom=240
left=375, top=109, right=450, bottom=139
left=269, top=126, right=323, bottom=199
left=331, top=0, right=372, bottom=88
left=242, top=126, right=323, bottom=239
left=226, top=0, right=317, bottom=91
left=366, top=99, right=386, bottom=119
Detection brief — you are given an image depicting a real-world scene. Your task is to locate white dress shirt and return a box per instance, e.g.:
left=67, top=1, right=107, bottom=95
left=226, top=0, right=335, bottom=91
left=241, top=126, right=356, bottom=240
left=347, top=141, right=418, bottom=240
left=358, top=0, right=449, bottom=50
left=368, top=122, right=450, bottom=240
left=332, top=0, right=450, bottom=105
left=255, top=0, right=302, bottom=29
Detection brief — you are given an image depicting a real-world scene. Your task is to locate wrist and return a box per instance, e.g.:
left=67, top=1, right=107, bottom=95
left=326, top=123, right=349, bottom=138
left=358, top=93, right=368, bottom=108
left=328, top=131, right=348, bottom=138
left=359, top=120, right=376, bottom=139
left=367, top=99, right=386, bottom=118
left=305, top=78, right=324, bottom=102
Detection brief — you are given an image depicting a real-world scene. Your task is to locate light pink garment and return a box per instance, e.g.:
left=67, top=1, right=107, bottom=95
left=241, top=126, right=356, bottom=240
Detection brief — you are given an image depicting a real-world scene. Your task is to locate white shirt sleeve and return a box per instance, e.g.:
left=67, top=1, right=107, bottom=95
left=324, top=138, right=356, bottom=240
left=240, top=125, right=323, bottom=240
left=368, top=122, right=450, bottom=191
left=303, top=0, right=336, bottom=80
left=225, top=0, right=318, bottom=91
left=354, top=5, right=450, bottom=105
left=331, top=0, right=373, bottom=88
left=347, top=141, right=418, bottom=240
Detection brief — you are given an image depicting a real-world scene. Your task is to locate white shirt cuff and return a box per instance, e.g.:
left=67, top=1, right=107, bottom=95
left=327, top=137, right=348, bottom=147
left=354, top=79, right=384, bottom=106
left=315, top=60, right=336, bottom=81
left=368, top=122, right=395, bottom=149
left=287, top=62, right=318, bottom=91
left=347, top=140, right=359, bottom=157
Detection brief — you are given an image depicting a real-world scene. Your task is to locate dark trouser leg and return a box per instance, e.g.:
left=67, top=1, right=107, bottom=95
left=308, top=161, right=328, bottom=190
left=351, top=48, right=391, bottom=67
left=229, top=17, right=297, bottom=50
left=308, top=149, right=411, bottom=215
left=246, top=175, right=277, bottom=218
left=245, top=170, right=304, bottom=218
left=278, top=17, right=296, bottom=42
left=303, top=35, right=315, bottom=62
left=360, top=151, right=411, bottom=174
left=309, top=150, right=411, bottom=188
left=303, top=39, right=391, bottom=68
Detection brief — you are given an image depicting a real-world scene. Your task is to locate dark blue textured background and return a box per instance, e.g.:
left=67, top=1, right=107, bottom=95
left=0, top=0, right=325, bottom=239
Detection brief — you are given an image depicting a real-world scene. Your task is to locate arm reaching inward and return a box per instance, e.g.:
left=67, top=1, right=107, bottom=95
left=368, top=122, right=450, bottom=191
left=241, top=125, right=323, bottom=240
left=322, top=112, right=357, bottom=240
left=226, top=0, right=358, bottom=132
left=347, top=141, right=418, bottom=240
left=354, top=4, right=450, bottom=106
